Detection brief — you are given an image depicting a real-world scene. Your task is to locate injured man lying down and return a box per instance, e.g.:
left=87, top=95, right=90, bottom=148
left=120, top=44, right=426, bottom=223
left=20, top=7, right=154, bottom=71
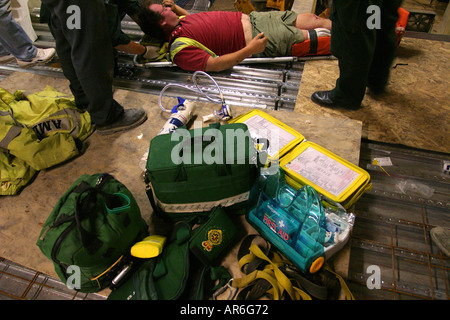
left=137, top=0, right=332, bottom=72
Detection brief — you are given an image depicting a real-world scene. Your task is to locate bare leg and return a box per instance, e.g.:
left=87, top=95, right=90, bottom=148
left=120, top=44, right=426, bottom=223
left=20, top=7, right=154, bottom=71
left=294, top=13, right=332, bottom=30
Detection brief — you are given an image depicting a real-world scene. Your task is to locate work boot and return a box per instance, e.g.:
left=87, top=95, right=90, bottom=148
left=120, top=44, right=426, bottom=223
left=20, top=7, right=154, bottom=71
left=16, top=48, right=56, bottom=68
left=311, top=90, right=360, bottom=109
left=96, top=108, right=147, bottom=135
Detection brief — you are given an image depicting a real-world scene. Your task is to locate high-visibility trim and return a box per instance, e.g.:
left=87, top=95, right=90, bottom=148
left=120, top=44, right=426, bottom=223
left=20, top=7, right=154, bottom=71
left=0, top=126, right=22, bottom=151
left=169, top=37, right=217, bottom=62
left=149, top=182, right=249, bottom=213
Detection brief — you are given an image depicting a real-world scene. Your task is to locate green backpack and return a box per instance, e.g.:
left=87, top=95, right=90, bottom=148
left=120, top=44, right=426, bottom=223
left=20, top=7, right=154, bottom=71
left=36, top=173, right=149, bottom=293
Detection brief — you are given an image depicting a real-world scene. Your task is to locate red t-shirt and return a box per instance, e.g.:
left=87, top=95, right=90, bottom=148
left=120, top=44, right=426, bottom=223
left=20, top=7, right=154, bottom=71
left=170, top=11, right=246, bottom=71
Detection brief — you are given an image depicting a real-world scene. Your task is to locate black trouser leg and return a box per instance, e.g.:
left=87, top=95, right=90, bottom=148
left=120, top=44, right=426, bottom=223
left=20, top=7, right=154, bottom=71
left=47, top=17, right=88, bottom=108
left=330, top=0, right=376, bottom=105
left=329, top=0, right=400, bottom=105
left=367, top=0, right=402, bottom=91
left=42, top=0, right=123, bottom=126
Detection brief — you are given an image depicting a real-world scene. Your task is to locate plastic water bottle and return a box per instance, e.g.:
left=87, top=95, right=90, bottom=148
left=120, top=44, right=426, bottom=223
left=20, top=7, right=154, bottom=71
left=159, top=99, right=196, bottom=135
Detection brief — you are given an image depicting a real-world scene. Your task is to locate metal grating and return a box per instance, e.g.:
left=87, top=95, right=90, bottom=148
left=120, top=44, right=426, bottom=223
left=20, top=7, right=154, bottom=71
left=0, top=258, right=105, bottom=300
left=406, top=12, right=436, bottom=33
left=347, top=140, right=449, bottom=300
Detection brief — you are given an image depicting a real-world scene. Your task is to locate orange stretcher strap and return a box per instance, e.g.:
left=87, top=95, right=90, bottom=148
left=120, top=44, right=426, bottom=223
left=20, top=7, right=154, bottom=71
left=291, top=36, right=331, bottom=57
left=397, top=7, right=410, bottom=29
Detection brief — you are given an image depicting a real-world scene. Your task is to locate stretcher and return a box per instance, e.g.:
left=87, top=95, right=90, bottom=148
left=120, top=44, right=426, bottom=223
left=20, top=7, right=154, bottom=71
left=133, top=4, right=408, bottom=68
left=132, top=54, right=335, bottom=68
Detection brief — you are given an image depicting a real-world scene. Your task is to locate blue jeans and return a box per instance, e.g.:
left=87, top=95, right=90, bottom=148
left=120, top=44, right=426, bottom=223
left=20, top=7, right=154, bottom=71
left=0, top=0, right=36, bottom=60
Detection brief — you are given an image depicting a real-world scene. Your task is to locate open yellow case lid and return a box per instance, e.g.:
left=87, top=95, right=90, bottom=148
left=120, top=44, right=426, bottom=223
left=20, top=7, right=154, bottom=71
left=280, top=141, right=371, bottom=204
left=229, top=110, right=305, bottom=159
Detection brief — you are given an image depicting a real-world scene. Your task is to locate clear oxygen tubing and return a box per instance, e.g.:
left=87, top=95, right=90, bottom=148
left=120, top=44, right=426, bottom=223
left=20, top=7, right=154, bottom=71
left=158, top=71, right=225, bottom=113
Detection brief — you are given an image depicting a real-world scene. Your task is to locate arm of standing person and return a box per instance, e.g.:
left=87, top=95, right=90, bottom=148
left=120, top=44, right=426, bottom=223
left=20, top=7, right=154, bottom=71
left=205, top=32, right=267, bottom=72
left=116, top=41, right=159, bottom=60
left=116, top=41, right=146, bottom=55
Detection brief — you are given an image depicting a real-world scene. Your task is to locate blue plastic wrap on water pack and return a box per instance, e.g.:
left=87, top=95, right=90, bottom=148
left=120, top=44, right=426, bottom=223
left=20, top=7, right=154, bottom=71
left=247, top=170, right=332, bottom=273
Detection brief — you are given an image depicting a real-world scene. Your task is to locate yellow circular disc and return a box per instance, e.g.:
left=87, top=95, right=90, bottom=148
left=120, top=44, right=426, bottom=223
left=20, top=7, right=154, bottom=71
left=309, top=256, right=324, bottom=273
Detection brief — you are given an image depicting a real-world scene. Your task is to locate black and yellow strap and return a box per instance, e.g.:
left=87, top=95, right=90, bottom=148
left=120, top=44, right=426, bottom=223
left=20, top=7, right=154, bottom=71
left=232, top=235, right=311, bottom=300
left=231, top=235, right=354, bottom=300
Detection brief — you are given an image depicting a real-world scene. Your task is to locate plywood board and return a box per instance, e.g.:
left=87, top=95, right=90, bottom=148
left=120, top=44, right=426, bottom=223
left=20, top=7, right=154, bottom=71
left=294, top=37, right=450, bottom=154
left=0, top=72, right=362, bottom=297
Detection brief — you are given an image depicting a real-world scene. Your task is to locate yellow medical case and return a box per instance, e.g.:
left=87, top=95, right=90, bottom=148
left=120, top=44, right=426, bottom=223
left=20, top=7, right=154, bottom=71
left=280, top=141, right=372, bottom=209
left=230, top=109, right=372, bottom=208
left=229, top=109, right=305, bottom=161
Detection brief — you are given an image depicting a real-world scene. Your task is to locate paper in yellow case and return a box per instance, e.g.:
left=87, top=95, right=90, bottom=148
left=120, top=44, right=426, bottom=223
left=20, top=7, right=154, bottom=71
left=229, top=109, right=305, bottom=161
left=231, top=109, right=371, bottom=208
left=280, top=141, right=372, bottom=209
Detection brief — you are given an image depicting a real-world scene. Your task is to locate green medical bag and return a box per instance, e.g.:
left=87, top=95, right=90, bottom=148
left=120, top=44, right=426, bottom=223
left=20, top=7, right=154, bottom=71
left=145, top=122, right=259, bottom=222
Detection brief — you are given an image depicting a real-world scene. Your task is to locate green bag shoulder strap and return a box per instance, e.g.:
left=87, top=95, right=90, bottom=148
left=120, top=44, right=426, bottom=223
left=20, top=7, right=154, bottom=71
left=169, top=36, right=217, bottom=63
